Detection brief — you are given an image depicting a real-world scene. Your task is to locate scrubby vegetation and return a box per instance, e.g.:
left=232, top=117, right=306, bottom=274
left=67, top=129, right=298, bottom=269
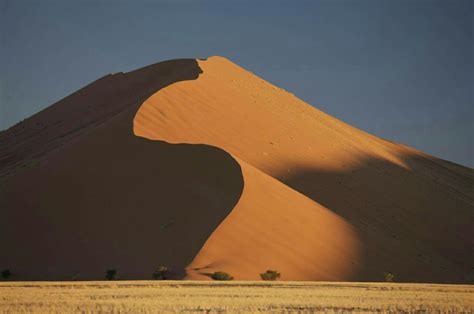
left=211, top=271, right=233, bottom=281
left=260, top=270, right=281, bottom=281
left=1, top=269, right=11, bottom=280
left=152, top=266, right=170, bottom=280
left=384, top=272, right=395, bottom=282
left=105, top=269, right=117, bottom=280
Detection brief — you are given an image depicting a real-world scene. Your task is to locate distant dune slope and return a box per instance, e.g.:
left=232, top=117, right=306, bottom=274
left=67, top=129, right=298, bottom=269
left=1, top=56, right=472, bottom=283
left=135, top=56, right=474, bottom=283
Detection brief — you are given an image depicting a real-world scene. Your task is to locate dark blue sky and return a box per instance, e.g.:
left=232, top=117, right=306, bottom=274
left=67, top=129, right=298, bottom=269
left=1, top=0, right=472, bottom=167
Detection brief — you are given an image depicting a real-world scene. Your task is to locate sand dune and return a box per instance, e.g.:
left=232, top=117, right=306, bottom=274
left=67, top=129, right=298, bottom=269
left=135, top=57, right=474, bottom=283
left=1, top=56, right=472, bottom=282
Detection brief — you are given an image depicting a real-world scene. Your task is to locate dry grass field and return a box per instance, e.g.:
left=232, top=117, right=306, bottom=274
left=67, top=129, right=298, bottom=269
left=1, top=281, right=472, bottom=313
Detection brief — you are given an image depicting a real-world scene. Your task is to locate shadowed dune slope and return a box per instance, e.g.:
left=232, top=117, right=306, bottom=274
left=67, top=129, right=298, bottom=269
left=135, top=56, right=473, bottom=283
left=0, top=60, right=244, bottom=280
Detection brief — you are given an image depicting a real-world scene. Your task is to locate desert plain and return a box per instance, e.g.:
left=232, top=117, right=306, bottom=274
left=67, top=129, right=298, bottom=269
left=1, top=280, right=473, bottom=313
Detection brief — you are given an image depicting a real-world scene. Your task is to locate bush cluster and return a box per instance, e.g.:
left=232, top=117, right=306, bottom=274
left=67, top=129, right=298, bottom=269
left=2, top=266, right=342, bottom=282
left=105, top=269, right=117, bottom=280
left=211, top=271, right=234, bottom=281
left=1, top=269, right=11, bottom=280
left=384, top=272, right=395, bottom=282
left=260, top=270, right=281, bottom=281
left=152, top=266, right=170, bottom=280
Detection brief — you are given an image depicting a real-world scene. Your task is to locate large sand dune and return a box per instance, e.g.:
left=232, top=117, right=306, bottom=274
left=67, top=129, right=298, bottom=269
left=1, top=57, right=472, bottom=283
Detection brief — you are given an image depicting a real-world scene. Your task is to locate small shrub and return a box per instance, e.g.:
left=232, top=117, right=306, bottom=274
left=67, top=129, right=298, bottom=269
left=152, top=266, right=170, bottom=280
left=260, top=270, right=281, bottom=281
left=211, top=271, right=233, bottom=281
left=384, top=272, right=395, bottom=282
left=105, top=269, right=117, bottom=280
left=1, top=269, right=11, bottom=280
left=465, top=269, right=474, bottom=284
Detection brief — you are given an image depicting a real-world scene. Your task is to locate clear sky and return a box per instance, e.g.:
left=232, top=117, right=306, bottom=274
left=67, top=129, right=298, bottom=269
left=1, top=0, right=472, bottom=167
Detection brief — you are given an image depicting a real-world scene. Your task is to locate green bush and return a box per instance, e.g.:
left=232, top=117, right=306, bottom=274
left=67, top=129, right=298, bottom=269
left=384, top=272, right=395, bottom=282
left=211, top=271, right=233, bottom=281
left=105, top=269, right=117, bottom=280
left=1, top=269, right=11, bottom=280
left=152, top=266, right=170, bottom=280
left=260, top=270, right=281, bottom=281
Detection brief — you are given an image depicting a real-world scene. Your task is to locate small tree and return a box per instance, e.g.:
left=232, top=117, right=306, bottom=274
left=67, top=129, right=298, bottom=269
left=260, top=270, right=281, bottom=281
left=152, top=266, right=170, bottom=280
left=106, top=269, right=117, bottom=280
left=211, top=271, right=233, bottom=281
left=384, top=272, right=395, bottom=282
left=1, top=269, right=11, bottom=280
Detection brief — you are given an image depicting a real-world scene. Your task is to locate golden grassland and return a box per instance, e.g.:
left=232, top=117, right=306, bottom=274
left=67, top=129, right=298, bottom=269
left=0, top=280, right=472, bottom=313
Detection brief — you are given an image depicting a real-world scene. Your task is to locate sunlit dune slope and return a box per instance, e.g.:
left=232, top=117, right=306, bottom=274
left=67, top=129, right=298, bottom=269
left=184, top=158, right=361, bottom=281
left=135, top=56, right=474, bottom=283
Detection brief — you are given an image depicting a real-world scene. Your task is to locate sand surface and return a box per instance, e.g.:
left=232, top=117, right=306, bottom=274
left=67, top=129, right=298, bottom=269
left=1, top=56, right=473, bottom=282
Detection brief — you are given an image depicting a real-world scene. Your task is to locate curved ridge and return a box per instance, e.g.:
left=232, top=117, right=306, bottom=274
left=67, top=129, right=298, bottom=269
left=134, top=57, right=363, bottom=281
